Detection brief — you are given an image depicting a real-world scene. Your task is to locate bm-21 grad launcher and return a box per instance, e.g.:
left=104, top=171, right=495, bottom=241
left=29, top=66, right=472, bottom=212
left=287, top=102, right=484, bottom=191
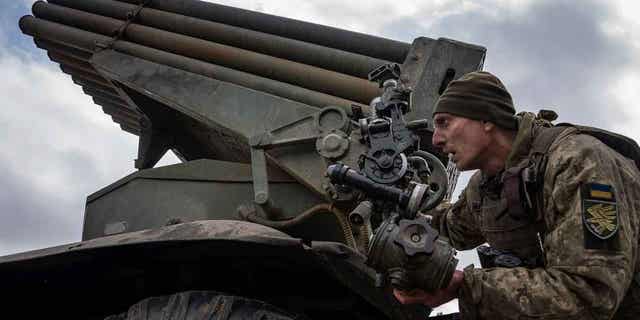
left=6, top=0, right=486, bottom=319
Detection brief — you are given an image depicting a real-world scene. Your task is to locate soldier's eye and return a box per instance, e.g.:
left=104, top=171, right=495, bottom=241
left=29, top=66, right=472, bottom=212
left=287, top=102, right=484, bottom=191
left=434, top=119, right=448, bottom=129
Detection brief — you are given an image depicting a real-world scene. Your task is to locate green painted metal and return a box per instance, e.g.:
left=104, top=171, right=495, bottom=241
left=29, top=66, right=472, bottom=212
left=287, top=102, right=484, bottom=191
left=83, top=160, right=334, bottom=241
left=91, top=50, right=352, bottom=194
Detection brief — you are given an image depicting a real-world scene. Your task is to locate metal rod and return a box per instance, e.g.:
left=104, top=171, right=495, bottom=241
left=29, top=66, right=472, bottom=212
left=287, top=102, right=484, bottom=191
left=114, top=0, right=410, bottom=63
left=21, top=16, right=368, bottom=108
left=48, top=0, right=388, bottom=79
left=30, top=2, right=380, bottom=104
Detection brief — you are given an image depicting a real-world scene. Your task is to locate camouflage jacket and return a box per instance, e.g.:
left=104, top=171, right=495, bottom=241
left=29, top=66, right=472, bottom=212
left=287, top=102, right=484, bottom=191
left=431, top=113, right=640, bottom=319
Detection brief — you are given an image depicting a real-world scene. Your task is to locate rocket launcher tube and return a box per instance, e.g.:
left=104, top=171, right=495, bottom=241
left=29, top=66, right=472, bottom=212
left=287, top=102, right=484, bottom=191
left=29, top=2, right=380, bottom=104
left=20, top=16, right=364, bottom=109
left=48, top=0, right=390, bottom=79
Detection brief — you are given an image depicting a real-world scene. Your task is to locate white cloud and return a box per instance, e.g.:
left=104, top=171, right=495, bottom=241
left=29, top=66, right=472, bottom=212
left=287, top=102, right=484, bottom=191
left=598, top=1, right=640, bottom=141
left=205, top=0, right=397, bottom=35
left=0, top=52, right=134, bottom=191
left=0, top=40, right=139, bottom=254
left=609, top=0, right=640, bottom=48
left=610, top=69, right=640, bottom=140
left=203, top=0, right=512, bottom=39
left=21, top=0, right=36, bottom=9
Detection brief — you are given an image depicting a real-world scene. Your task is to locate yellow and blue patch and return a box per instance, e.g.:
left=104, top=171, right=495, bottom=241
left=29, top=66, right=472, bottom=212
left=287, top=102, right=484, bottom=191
left=582, top=183, right=619, bottom=243
left=588, top=183, right=615, bottom=201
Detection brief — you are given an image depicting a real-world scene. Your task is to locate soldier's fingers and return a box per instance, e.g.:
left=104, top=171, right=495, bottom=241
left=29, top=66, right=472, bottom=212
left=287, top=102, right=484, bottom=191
left=393, top=289, right=428, bottom=305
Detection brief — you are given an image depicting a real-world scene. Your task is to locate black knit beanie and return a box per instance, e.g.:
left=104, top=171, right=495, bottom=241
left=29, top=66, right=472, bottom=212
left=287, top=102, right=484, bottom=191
left=433, top=71, right=517, bottom=130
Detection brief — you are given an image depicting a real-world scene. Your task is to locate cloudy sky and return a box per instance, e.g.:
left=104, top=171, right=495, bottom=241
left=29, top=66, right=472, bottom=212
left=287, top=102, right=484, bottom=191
left=1, top=0, right=640, bottom=314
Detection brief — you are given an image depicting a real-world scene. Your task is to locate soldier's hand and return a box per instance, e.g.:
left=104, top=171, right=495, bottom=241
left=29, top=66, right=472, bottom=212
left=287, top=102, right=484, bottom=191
left=393, top=270, right=464, bottom=307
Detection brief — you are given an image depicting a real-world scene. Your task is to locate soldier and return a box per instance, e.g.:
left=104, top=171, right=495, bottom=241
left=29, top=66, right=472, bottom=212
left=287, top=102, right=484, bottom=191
left=394, top=71, right=640, bottom=319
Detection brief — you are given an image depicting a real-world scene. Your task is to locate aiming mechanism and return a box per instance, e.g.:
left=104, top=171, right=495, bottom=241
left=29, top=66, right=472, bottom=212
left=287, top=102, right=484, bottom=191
left=325, top=63, right=458, bottom=291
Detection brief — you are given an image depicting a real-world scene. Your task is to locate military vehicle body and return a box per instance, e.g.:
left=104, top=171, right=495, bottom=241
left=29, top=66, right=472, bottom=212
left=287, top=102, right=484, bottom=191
left=4, top=0, right=486, bottom=318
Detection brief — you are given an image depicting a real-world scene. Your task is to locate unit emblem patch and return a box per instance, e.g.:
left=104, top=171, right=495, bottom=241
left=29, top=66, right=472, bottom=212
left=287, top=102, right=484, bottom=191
left=582, top=183, right=619, bottom=240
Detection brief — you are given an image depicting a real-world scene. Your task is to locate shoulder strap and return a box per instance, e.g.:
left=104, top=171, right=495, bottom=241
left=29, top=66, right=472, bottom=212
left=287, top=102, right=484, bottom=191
left=501, top=126, right=569, bottom=221
left=571, top=124, right=640, bottom=170
left=526, top=122, right=640, bottom=219
left=517, top=125, right=573, bottom=223
left=530, top=125, right=572, bottom=157
left=525, top=125, right=573, bottom=190
left=517, top=125, right=573, bottom=264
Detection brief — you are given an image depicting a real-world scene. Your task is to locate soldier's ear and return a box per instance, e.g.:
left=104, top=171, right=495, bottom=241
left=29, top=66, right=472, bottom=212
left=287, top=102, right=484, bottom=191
left=482, top=121, right=495, bottom=132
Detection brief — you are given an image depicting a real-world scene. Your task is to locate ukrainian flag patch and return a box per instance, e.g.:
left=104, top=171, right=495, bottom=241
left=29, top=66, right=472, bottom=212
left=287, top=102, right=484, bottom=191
left=588, top=183, right=615, bottom=201
left=582, top=183, right=618, bottom=241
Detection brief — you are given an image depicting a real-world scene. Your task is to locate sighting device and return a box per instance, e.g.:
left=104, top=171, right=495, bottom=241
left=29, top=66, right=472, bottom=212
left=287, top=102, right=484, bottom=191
left=326, top=63, right=457, bottom=292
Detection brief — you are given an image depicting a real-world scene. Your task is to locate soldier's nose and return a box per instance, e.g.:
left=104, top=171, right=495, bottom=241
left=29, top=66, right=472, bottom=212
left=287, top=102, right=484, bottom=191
left=432, top=130, right=445, bottom=149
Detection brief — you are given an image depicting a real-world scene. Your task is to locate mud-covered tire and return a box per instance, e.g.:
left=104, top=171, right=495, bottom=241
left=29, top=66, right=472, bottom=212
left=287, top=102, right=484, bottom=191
left=105, top=291, right=305, bottom=320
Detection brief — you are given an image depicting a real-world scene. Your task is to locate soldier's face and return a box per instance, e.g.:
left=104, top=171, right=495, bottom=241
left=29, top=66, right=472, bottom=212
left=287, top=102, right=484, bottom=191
left=432, top=113, right=492, bottom=171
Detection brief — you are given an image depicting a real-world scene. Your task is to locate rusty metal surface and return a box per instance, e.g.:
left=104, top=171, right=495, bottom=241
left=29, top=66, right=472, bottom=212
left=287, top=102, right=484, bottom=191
left=30, top=2, right=381, bottom=104
left=116, top=0, right=410, bottom=63
left=24, top=20, right=363, bottom=109
left=49, top=0, right=389, bottom=79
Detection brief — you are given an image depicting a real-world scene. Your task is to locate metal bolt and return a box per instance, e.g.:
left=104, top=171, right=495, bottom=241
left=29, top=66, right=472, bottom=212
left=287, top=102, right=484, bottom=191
left=323, top=134, right=341, bottom=151
left=411, top=233, right=421, bottom=242
left=255, top=192, right=268, bottom=204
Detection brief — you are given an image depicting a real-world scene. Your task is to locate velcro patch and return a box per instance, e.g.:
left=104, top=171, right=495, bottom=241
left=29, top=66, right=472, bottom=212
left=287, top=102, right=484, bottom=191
left=582, top=183, right=619, bottom=244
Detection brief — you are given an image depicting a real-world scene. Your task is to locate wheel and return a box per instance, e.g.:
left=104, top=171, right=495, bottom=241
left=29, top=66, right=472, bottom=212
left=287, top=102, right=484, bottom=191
left=105, top=291, right=306, bottom=320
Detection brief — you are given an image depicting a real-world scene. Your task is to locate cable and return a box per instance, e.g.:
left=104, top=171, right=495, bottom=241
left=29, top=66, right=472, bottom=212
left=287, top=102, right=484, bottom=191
left=239, top=203, right=357, bottom=249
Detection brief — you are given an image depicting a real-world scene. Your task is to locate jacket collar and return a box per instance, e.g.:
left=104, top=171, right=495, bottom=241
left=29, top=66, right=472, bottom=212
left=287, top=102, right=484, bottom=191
left=479, top=112, right=540, bottom=196
left=505, top=112, right=539, bottom=169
